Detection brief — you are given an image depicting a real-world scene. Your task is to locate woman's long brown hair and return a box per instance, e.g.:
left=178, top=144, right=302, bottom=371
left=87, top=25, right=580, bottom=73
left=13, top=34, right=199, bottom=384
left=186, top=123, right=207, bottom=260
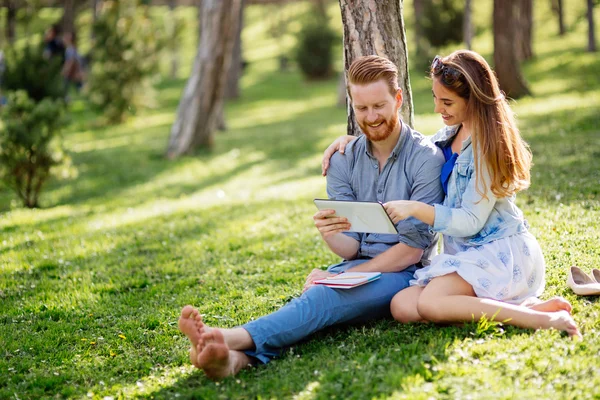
left=432, top=50, right=532, bottom=199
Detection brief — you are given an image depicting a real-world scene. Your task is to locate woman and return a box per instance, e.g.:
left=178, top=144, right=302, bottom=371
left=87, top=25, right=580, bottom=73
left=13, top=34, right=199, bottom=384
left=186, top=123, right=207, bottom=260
left=322, top=50, right=580, bottom=337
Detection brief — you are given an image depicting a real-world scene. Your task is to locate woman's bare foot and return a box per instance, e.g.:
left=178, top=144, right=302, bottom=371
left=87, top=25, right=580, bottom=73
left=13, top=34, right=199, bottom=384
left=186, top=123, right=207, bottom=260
left=525, top=297, right=572, bottom=313
left=544, top=310, right=581, bottom=338
left=178, top=305, right=203, bottom=368
left=197, top=329, right=253, bottom=380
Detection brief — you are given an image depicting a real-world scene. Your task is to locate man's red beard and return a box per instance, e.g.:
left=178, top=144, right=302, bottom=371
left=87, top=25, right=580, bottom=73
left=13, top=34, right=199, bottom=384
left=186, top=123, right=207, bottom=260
left=358, top=111, right=399, bottom=142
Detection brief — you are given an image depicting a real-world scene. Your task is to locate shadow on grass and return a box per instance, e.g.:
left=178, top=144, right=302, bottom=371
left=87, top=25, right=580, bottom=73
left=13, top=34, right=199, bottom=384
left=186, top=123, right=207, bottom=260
left=146, top=320, right=527, bottom=399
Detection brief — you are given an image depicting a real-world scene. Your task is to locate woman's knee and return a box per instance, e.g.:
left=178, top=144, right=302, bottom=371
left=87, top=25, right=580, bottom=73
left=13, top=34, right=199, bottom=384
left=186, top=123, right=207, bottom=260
left=416, top=292, right=444, bottom=323
left=390, top=289, right=421, bottom=323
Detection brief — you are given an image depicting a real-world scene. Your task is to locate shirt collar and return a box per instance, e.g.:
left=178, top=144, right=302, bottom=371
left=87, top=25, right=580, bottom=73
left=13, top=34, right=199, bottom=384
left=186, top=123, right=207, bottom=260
left=433, top=124, right=471, bottom=152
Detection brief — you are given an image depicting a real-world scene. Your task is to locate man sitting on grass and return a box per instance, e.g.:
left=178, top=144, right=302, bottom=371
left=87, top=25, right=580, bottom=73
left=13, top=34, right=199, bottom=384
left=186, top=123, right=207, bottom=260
left=178, top=55, right=445, bottom=379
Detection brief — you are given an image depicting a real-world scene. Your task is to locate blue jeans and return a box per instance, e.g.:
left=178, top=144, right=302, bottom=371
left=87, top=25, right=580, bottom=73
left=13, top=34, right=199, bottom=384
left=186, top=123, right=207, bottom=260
left=242, top=259, right=418, bottom=363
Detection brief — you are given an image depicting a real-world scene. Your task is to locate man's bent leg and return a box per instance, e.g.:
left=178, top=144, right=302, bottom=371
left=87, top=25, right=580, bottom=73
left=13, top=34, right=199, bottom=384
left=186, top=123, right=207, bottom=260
left=242, top=263, right=417, bottom=363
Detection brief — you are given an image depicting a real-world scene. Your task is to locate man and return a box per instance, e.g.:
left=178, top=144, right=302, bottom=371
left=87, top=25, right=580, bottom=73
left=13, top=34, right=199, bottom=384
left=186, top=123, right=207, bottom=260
left=43, top=24, right=66, bottom=62
left=178, top=55, right=445, bottom=379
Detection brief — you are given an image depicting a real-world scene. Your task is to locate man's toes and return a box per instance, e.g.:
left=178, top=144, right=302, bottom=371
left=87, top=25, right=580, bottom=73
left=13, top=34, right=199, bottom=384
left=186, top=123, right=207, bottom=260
left=180, top=305, right=195, bottom=319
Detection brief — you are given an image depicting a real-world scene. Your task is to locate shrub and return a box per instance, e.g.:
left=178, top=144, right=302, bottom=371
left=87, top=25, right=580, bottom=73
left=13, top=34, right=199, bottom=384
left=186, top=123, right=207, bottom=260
left=87, top=0, right=165, bottom=123
left=295, top=11, right=337, bottom=80
left=1, top=42, right=65, bottom=102
left=0, top=91, right=68, bottom=208
left=421, top=0, right=464, bottom=48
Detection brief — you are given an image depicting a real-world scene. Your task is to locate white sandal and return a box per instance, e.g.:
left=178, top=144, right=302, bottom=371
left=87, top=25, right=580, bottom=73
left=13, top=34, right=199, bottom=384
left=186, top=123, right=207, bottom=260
left=567, top=266, right=600, bottom=296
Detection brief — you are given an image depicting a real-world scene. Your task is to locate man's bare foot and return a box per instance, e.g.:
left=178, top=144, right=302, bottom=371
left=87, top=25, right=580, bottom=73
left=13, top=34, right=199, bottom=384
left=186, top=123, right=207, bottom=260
left=178, top=305, right=203, bottom=368
left=545, top=310, right=581, bottom=338
left=526, top=297, right=572, bottom=313
left=197, top=329, right=252, bottom=380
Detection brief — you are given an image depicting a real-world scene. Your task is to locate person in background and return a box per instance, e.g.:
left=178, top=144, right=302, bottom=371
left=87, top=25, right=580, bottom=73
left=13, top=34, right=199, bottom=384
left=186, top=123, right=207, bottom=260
left=61, top=31, right=85, bottom=96
left=43, top=24, right=65, bottom=62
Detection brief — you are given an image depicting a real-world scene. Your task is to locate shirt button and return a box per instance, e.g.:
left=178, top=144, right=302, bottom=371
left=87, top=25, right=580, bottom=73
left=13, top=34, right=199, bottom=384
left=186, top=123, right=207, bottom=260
left=373, top=164, right=377, bottom=168
left=378, top=189, right=382, bottom=193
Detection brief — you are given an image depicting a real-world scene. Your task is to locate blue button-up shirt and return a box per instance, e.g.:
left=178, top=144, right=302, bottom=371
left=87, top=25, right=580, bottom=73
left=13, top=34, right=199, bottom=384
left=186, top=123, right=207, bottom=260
left=326, top=122, right=445, bottom=265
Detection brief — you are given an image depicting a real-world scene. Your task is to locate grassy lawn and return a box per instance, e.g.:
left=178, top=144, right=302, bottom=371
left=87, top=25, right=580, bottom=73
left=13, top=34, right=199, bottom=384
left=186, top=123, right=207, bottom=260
left=1, top=2, right=599, bottom=399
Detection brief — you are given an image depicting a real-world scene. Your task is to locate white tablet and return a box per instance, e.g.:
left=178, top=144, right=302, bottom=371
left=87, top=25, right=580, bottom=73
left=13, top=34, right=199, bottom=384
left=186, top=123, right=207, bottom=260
left=313, top=199, right=398, bottom=234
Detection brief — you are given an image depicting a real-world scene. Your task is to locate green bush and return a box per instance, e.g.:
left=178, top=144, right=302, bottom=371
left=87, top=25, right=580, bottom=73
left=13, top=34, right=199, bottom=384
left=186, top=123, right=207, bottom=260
left=87, top=0, right=165, bottom=123
left=422, top=0, right=464, bottom=48
left=295, top=11, right=337, bottom=80
left=1, top=42, right=65, bottom=102
left=0, top=91, right=68, bottom=208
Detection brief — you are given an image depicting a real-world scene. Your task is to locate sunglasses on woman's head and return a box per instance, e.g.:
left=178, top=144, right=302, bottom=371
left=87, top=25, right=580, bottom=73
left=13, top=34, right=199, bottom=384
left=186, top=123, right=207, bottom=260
left=431, top=56, right=462, bottom=85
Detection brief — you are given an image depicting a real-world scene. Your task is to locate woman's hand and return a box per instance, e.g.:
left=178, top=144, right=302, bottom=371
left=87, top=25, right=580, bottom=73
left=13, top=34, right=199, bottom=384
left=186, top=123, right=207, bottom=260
left=383, top=200, right=416, bottom=224
left=321, top=135, right=357, bottom=176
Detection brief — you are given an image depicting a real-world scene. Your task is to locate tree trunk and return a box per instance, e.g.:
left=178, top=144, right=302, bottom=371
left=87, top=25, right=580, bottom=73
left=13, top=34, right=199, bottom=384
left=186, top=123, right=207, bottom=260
left=515, top=0, right=533, bottom=61
left=493, top=0, right=531, bottom=98
left=588, top=0, right=597, bottom=52
left=169, top=0, right=179, bottom=78
left=63, top=0, right=76, bottom=33
left=225, top=0, right=244, bottom=99
left=338, top=0, right=414, bottom=136
left=463, top=0, right=472, bottom=50
left=413, top=0, right=425, bottom=57
left=166, top=0, right=242, bottom=158
left=552, top=0, right=566, bottom=36
left=5, top=0, right=17, bottom=44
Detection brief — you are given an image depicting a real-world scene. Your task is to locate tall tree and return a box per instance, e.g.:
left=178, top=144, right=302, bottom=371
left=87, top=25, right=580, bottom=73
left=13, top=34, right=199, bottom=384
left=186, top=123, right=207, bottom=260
left=413, top=0, right=425, bottom=57
left=63, top=0, right=75, bottom=33
left=168, top=0, right=179, bottom=78
left=463, top=0, right=473, bottom=49
left=4, top=0, right=17, bottom=44
left=338, top=0, right=414, bottom=136
left=225, top=0, right=245, bottom=99
left=587, top=0, right=597, bottom=52
left=166, top=0, right=242, bottom=158
left=552, top=0, right=566, bottom=36
left=493, top=0, right=531, bottom=98
left=516, top=0, right=533, bottom=61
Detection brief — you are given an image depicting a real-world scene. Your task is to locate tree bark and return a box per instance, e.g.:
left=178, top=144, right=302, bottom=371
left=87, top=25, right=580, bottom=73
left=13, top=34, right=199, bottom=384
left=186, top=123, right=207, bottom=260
left=5, top=0, right=17, bottom=44
left=338, top=0, right=414, bottom=136
left=225, top=0, right=244, bottom=99
left=166, top=0, right=242, bottom=158
left=515, top=0, right=533, bottom=61
left=63, top=0, right=76, bottom=33
left=587, top=0, right=597, bottom=52
left=463, top=0, right=472, bottom=50
left=493, top=0, right=531, bottom=98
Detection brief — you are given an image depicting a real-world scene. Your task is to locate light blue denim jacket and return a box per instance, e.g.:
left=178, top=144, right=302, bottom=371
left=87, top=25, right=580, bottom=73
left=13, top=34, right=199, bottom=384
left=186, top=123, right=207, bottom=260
left=430, top=125, right=529, bottom=247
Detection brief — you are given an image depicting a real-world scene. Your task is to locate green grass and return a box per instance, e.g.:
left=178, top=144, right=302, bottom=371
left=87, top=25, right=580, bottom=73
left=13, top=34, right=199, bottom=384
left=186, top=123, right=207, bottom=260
left=1, top=1, right=600, bottom=399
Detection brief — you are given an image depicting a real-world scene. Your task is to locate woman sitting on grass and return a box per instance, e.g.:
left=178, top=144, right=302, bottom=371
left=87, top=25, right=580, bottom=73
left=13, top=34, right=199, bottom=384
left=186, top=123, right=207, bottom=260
left=323, top=50, right=580, bottom=337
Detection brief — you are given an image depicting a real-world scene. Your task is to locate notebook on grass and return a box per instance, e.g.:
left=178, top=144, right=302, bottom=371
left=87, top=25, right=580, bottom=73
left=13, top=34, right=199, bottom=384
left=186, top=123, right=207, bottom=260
left=314, top=272, right=382, bottom=289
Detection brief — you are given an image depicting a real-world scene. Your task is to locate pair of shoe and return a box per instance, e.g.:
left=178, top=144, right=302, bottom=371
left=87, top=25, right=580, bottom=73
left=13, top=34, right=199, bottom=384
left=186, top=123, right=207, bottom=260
left=567, top=266, right=600, bottom=295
